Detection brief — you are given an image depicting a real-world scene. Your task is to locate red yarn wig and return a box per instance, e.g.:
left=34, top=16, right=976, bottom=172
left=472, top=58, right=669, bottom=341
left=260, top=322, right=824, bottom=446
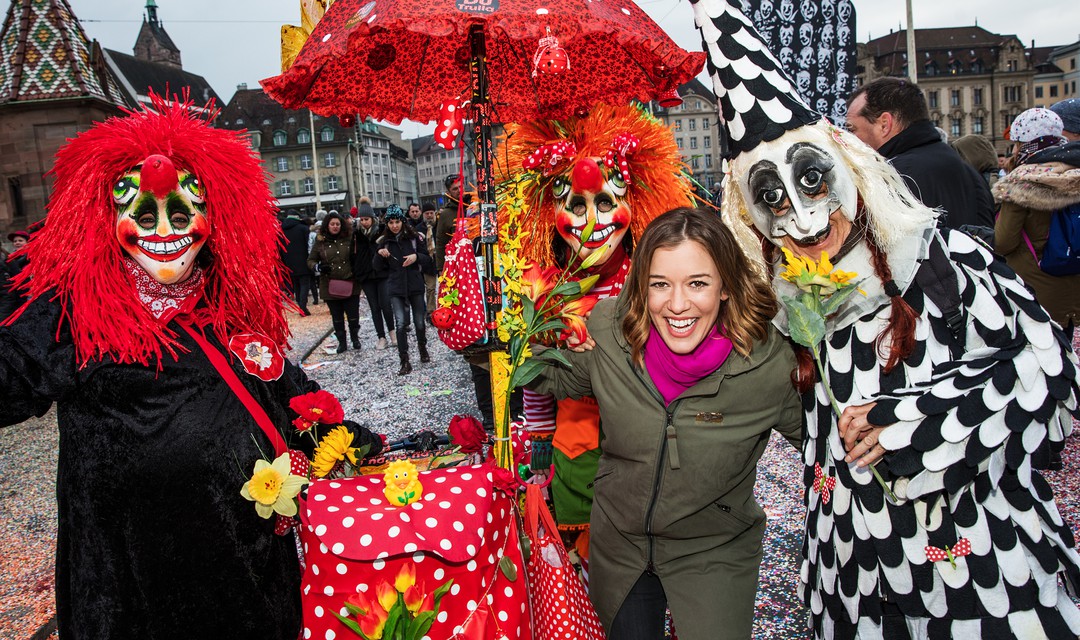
left=5, top=94, right=290, bottom=367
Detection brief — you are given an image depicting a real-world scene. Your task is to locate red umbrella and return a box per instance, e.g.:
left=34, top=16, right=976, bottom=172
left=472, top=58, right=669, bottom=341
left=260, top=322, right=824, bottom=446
left=260, top=0, right=704, bottom=125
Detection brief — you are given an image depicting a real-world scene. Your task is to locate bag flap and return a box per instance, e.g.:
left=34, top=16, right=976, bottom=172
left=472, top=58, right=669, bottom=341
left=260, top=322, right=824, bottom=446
left=301, top=464, right=496, bottom=563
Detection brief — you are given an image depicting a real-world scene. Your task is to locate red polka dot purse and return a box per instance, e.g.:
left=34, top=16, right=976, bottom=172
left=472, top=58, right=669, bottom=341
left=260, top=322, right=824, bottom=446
left=297, top=464, right=532, bottom=639
left=435, top=224, right=488, bottom=351
left=523, top=484, right=607, bottom=639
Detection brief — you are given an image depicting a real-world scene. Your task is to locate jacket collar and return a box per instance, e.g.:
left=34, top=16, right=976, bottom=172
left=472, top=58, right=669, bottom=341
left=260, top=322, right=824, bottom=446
left=877, top=119, right=943, bottom=158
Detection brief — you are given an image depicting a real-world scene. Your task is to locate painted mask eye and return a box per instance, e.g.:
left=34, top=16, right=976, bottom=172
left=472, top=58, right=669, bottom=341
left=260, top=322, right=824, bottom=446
left=113, top=176, right=140, bottom=206
left=800, top=168, right=824, bottom=192
left=180, top=174, right=204, bottom=203
left=552, top=177, right=569, bottom=200
left=609, top=170, right=626, bottom=191
left=762, top=187, right=786, bottom=207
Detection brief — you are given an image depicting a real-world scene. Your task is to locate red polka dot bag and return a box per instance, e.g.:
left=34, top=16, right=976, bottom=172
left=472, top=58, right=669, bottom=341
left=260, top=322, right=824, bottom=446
left=523, top=484, right=607, bottom=639
left=298, top=464, right=532, bottom=639
left=434, top=225, right=488, bottom=351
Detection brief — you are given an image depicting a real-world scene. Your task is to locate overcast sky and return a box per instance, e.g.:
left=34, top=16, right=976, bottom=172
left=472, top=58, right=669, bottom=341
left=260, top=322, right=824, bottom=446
left=68, top=0, right=1080, bottom=138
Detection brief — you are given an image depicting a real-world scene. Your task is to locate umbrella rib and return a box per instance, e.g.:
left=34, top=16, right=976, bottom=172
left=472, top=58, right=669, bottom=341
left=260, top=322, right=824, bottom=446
left=410, top=36, right=431, bottom=122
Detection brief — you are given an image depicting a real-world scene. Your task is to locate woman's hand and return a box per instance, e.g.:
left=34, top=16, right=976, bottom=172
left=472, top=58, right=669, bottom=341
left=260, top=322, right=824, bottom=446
left=378, top=248, right=390, bottom=258
left=838, top=402, right=889, bottom=467
left=402, top=253, right=417, bottom=267
left=566, top=334, right=595, bottom=352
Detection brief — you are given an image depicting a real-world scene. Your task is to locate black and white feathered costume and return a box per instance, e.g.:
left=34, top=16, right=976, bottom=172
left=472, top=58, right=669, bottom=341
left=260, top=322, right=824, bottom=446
left=689, top=0, right=1080, bottom=636
left=781, top=223, right=1080, bottom=638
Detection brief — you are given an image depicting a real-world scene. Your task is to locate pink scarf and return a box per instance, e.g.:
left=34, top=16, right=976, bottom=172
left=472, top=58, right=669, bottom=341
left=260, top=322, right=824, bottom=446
left=644, top=324, right=733, bottom=406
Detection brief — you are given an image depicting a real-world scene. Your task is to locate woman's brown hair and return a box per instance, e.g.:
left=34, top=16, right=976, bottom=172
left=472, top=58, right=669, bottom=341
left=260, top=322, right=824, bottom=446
left=621, top=207, right=779, bottom=367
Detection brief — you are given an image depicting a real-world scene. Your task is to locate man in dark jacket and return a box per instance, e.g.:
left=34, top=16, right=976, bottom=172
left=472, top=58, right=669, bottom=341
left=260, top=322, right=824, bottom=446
left=846, top=77, right=995, bottom=232
left=280, top=213, right=313, bottom=315
left=434, top=174, right=463, bottom=273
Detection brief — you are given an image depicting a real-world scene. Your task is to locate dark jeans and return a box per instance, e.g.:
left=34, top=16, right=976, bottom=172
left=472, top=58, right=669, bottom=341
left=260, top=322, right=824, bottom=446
left=361, top=278, right=394, bottom=339
left=391, top=292, right=427, bottom=359
left=608, top=571, right=667, bottom=640
left=326, top=295, right=361, bottom=341
left=289, top=273, right=311, bottom=312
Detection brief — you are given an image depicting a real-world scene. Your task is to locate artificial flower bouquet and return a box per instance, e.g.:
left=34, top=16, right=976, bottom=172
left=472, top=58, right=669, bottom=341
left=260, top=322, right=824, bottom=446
left=334, top=564, right=453, bottom=640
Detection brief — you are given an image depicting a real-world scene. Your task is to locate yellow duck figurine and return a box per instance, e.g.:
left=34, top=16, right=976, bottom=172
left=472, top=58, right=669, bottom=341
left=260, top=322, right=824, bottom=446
left=383, top=460, right=423, bottom=507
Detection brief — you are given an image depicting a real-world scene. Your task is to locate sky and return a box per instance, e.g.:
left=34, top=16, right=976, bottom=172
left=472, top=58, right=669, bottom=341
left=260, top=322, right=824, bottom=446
left=67, top=0, right=1080, bottom=138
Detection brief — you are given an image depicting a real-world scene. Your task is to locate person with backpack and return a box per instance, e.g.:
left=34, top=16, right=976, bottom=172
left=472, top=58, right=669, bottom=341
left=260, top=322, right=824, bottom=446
left=994, top=107, right=1080, bottom=343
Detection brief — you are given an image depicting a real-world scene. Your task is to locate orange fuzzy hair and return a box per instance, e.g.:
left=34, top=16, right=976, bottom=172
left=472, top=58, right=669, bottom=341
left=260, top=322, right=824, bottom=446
left=4, top=93, right=291, bottom=367
left=498, top=103, right=693, bottom=268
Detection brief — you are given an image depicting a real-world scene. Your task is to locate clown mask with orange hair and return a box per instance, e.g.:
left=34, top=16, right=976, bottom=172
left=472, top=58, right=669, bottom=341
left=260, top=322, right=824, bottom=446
left=499, top=103, right=694, bottom=270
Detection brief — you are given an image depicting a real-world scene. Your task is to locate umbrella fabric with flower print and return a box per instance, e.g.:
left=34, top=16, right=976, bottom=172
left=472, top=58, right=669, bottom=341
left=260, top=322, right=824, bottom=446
left=261, top=0, right=705, bottom=125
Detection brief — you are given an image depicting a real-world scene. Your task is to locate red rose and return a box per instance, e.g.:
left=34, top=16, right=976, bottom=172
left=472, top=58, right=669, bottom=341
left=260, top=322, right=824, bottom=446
left=447, top=414, right=487, bottom=454
left=288, top=390, right=345, bottom=433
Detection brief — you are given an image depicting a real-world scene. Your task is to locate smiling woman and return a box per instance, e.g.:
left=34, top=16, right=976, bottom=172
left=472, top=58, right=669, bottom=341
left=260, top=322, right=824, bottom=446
left=529, top=208, right=803, bottom=640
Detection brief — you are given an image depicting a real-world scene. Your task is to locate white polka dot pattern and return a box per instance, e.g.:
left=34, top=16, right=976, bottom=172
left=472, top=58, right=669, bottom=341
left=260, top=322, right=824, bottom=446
left=523, top=485, right=606, bottom=639
left=298, top=464, right=532, bottom=638
left=436, top=229, right=487, bottom=351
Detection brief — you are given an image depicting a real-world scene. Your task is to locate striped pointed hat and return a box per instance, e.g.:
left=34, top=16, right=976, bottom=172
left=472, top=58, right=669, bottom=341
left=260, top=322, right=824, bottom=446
left=691, top=0, right=820, bottom=157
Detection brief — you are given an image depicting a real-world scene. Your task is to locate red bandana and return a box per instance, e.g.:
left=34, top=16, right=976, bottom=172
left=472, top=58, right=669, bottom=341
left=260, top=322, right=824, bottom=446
left=123, top=257, right=205, bottom=323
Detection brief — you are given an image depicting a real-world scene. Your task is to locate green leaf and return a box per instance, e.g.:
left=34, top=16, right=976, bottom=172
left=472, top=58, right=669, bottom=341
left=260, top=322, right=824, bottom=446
left=509, top=358, right=548, bottom=389
left=407, top=611, right=437, bottom=640
left=551, top=281, right=582, bottom=297
left=383, top=605, right=404, bottom=640
left=783, top=298, right=826, bottom=348
left=519, top=527, right=532, bottom=563
left=432, top=578, right=454, bottom=601
left=819, top=281, right=865, bottom=316
left=533, top=319, right=568, bottom=335
left=331, top=610, right=369, bottom=639
left=539, top=349, right=572, bottom=368
left=521, top=296, right=536, bottom=328
left=499, top=555, right=518, bottom=581
left=343, top=601, right=366, bottom=617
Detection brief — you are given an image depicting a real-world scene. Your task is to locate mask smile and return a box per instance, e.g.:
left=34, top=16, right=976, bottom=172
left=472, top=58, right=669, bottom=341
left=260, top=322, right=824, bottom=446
left=790, top=224, right=832, bottom=247
left=565, top=221, right=622, bottom=248
left=136, top=234, right=196, bottom=261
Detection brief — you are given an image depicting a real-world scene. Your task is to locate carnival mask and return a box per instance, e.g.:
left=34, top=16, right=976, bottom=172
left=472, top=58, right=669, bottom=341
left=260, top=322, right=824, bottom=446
left=114, top=154, right=209, bottom=284
left=737, top=136, right=857, bottom=259
left=552, top=157, right=630, bottom=267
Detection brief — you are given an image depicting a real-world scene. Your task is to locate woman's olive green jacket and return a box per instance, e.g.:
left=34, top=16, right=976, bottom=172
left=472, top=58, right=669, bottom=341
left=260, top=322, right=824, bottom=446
left=531, top=298, right=803, bottom=639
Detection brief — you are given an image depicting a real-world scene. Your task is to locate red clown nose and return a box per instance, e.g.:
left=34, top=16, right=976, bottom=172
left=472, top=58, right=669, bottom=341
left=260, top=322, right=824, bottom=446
left=571, top=158, right=603, bottom=193
left=140, top=154, right=178, bottom=198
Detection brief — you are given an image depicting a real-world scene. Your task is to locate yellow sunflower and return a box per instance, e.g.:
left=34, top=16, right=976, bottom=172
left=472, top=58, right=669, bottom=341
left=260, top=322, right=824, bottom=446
left=311, top=425, right=360, bottom=478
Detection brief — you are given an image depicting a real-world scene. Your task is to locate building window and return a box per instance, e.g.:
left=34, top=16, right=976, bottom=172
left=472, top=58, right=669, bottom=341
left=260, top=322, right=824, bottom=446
left=704, top=137, right=711, bottom=148
left=950, top=117, right=961, bottom=138
left=971, top=60, right=983, bottom=74
left=973, top=88, right=983, bottom=105
left=950, top=90, right=960, bottom=107
left=327, top=175, right=339, bottom=191
left=303, top=177, right=314, bottom=194
left=297, top=128, right=311, bottom=144
left=973, top=117, right=984, bottom=135
left=690, top=138, right=698, bottom=149
left=279, top=180, right=292, bottom=196
left=1007, top=59, right=1017, bottom=72
left=674, top=119, right=682, bottom=132
left=273, top=130, right=287, bottom=146
left=691, top=156, right=700, bottom=170
left=928, top=91, right=939, bottom=109
left=275, top=156, right=289, bottom=172
left=676, top=138, right=683, bottom=149
left=1036, top=86, right=1044, bottom=99
left=689, top=119, right=697, bottom=131
left=320, top=127, right=335, bottom=142
left=702, top=118, right=710, bottom=130
left=300, top=154, right=312, bottom=170
left=248, top=132, right=262, bottom=148
left=1050, top=85, right=1059, bottom=98
left=323, top=152, right=337, bottom=168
